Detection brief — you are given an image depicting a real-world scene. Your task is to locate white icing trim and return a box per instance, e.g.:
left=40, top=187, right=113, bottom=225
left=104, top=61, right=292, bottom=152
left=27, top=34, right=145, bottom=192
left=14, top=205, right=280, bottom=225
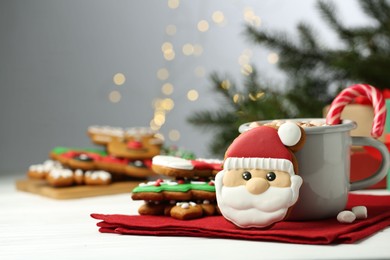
left=152, top=155, right=194, bottom=170
left=86, top=171, right=111, bottom=181
left=223, top=157, right=295, bottom=176
left=49, top=169, right=73, bottom=179
left=88, top=125, right=124, bottom=137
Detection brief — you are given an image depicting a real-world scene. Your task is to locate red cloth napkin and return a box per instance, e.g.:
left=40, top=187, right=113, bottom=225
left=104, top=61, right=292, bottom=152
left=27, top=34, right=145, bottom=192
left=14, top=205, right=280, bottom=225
left=91, top=194, right=390, bottom=245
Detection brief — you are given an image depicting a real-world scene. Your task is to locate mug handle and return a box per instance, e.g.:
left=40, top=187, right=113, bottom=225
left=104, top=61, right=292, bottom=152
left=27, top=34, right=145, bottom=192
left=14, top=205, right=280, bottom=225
left=350, top=137, right=390, bottom=190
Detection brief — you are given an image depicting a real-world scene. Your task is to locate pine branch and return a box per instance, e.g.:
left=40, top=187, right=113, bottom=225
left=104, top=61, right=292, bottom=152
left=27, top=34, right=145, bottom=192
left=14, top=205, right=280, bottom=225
left=359, top=0, right=390, bottom=26
left=317, top=0, right=355, bottom=45
left=297, top=22, right=319, bottom=50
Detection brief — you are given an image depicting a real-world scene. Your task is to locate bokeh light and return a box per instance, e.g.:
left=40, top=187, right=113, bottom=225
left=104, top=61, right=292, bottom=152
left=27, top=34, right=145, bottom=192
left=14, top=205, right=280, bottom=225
left=168, top=0, right=180, bottom=9
left=193, top=44, right=203, bottom=56
left=187, top=89, right=199, bottom=101
left=157, top=68, right=170, bottom=80
left=212, top=11, right=225, bottom=24
left=162, top=98, right=175, bottom=110
left=221, top=80, right=231, bottom=90
left=162, top=83, right=174, bottom=95
left=108, top=90, right=121, bottom=103
left=113, top=73, right=126, bottom=86
left=241, top=64, right=253, bottom=76
left=169, top=129, right=181, bottom=141
left=182, top=43, right=194, bottom=56
left=249, top=92, right=265, bottom=101
left=197, top=20, right=209, bottom=32
left=161, top=42, right=173, bottom=52
left=163, top=49, right=175, bottom=61
left=243, top=7, right=261, bottom=27
left=165, top=24, right=177, bottom=36
left=267, top=52, right=279, bottom=64
left=233, top=93, right=243, bottom=103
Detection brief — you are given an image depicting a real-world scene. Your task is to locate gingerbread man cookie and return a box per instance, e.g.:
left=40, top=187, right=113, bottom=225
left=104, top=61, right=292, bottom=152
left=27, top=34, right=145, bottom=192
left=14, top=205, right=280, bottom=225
left=215, top=122, right=305, bottom=228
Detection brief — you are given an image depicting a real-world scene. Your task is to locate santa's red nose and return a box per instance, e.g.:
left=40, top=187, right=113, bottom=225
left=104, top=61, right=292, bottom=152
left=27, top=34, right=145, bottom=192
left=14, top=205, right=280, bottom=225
left=245, top=177, right=270, bottom=195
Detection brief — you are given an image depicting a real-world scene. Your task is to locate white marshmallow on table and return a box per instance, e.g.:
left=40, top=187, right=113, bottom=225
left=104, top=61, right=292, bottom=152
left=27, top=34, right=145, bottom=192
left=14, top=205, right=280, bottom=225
left=352, top=206, right=368, bottom=219
left=337, top=210, right=357, bottom=223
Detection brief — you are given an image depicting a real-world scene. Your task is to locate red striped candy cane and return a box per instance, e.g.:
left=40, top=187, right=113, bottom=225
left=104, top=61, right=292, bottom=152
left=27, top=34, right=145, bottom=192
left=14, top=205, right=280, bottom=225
left=326, top=84, right=386, bottom=138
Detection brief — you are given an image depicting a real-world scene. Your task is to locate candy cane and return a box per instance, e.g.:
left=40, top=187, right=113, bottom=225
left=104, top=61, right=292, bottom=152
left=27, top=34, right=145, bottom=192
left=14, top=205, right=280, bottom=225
left=326, top=84, right=386, bottom=138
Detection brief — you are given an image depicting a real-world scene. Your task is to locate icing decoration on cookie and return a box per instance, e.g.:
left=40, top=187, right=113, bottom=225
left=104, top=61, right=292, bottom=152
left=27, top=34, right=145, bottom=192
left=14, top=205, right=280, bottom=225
left=215, top=124, right=305, bottom=228
left=75, top=153, right=94, bottom=162
left=132, top=179, right=216, bottom=193
left=152, top=155, right=223, bottom=171
left=153, top=155, right=194, bottom=170
left=85, top=170, right=111, bottom=181
left=127, top=140, right=143, bottom=150
left=49, top=168, right=74, bottom=179
left=88, top=125, right=124, bottom=137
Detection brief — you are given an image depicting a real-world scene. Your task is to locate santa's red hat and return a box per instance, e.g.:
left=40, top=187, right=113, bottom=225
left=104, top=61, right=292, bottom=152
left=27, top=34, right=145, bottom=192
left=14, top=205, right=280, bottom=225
left=224, top=123, right=301, bottom=176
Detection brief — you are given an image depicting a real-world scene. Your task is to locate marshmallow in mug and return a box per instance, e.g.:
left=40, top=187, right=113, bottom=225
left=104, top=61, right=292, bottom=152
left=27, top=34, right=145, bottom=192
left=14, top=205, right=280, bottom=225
left=249, top=119, right=329, bottom=130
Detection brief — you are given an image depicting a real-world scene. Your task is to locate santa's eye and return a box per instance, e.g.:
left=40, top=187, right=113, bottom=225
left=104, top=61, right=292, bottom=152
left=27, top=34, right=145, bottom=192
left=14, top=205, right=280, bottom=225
left=242, top=171, right=252, bottom=181
left=266, top=172, right=276, bottom=181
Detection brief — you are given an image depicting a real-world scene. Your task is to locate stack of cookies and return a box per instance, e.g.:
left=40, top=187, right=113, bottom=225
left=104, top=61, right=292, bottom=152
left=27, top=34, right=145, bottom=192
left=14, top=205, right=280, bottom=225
left=131, top=155, right=223, bottom=220
left=27, top=126, right=163, bottom=187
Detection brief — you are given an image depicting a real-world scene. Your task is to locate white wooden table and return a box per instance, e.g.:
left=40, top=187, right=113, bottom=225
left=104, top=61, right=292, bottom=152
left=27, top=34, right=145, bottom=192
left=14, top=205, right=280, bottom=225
left=1, top=173, right=389, bottom=260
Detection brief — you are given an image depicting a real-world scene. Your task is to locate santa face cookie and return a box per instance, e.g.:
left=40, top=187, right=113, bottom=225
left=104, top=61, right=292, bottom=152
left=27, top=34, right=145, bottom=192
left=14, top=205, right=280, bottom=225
left=215, top=123, right=305, bottom=228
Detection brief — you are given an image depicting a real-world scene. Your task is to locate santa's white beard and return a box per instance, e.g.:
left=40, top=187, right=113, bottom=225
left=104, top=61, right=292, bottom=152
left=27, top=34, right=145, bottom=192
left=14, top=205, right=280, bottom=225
left=216, top=176, right=302, bottom=228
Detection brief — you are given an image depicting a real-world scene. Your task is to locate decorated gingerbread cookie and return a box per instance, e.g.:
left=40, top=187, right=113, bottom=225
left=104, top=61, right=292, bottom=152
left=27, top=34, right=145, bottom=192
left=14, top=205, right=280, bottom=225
left=27, top=160, right=63, bottom=180
left=48, top=147, right=156, bottom=178
left=131, top=178, right=219, bottom=220
left=87, top=125, right=124, bottom=146
left=107, top=127, right=163, bottom=159
left=215, top=122, right=305, bottom=228
left=151, top=155, right=223, bottom=178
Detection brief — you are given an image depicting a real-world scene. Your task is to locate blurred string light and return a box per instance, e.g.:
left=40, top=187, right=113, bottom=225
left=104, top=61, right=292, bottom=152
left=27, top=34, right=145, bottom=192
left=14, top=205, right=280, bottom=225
left=113, top=73, right=126, bottom=85
left=161, top=42, right=175, bottom=61
left=168, top=129, right=181, bottom=141
left=157, top=68, right=170, bottom=80
left=249, top=91, right=265, bottom=101
left=221, top=79, right=231, bottom=90
left=241, top=64, right=253, bottom=76
left=154, top=3, right=273, bottom=143
left=187, top=89, right=199, bottom=101
left=212, top=11, right=226, bottom=26
left=167, top=0, right=180, bottom=9
left=108, top=73, right=125, bottom=103
left=243, top=7, right=261, bottom=27
left=165, top=24, right=177, bottom=36
left=109, top=90, right=121, bottom=103
left=182, top=43, right=194, bottom=56
left=162, top=83, right=174, bottom=95
left=267, top=52, right=279, bottom=64
left=193, top=44, right=203, bottom=56
left=197, top=20, right=209, bottom=32
left=239, top=49, right=254, bottom=76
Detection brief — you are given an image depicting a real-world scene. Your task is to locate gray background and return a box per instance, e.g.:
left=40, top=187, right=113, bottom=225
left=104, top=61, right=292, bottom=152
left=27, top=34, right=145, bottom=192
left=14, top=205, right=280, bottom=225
left=0, top=0, right=365, bottom=173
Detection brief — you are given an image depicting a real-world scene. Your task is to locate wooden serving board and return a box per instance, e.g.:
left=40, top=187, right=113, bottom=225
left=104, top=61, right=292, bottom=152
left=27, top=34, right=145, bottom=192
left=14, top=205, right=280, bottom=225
left=15, top=179, right=141, bottom=200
